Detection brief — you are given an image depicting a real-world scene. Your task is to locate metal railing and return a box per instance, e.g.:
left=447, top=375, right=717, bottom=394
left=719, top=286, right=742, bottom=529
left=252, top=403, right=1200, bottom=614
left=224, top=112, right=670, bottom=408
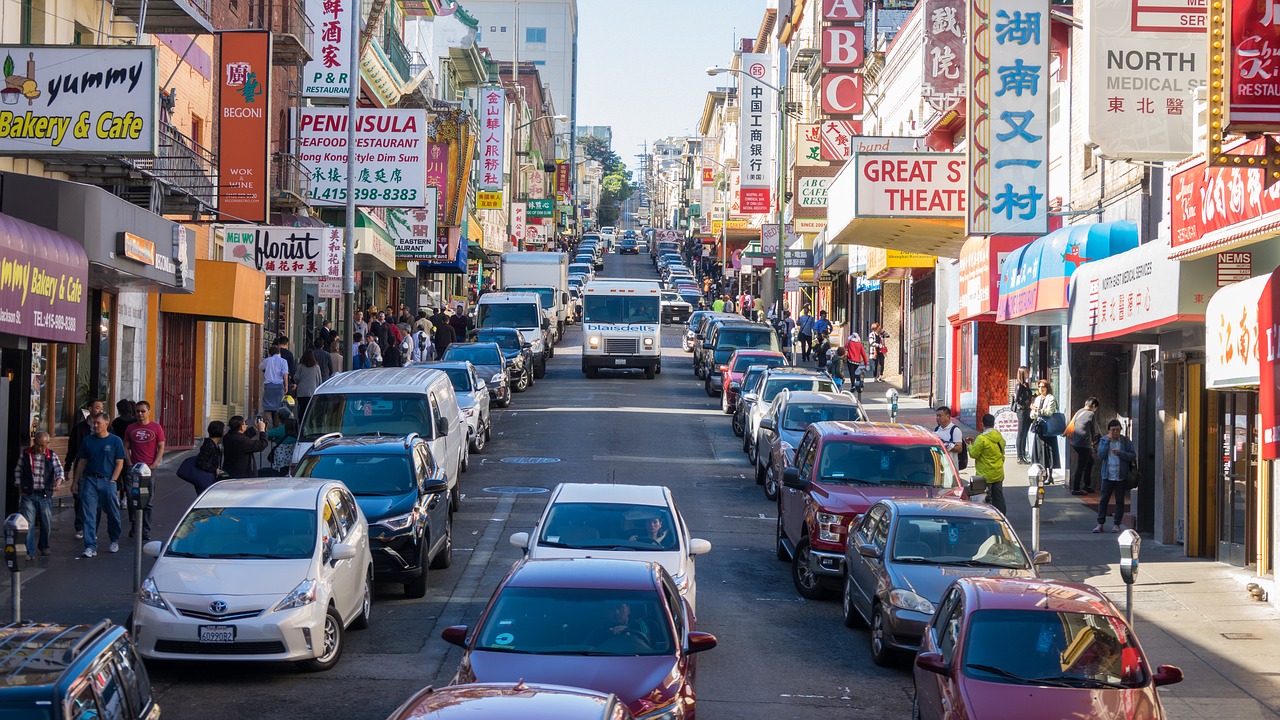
left=248, top=0, right=314, bottom=54
left=131, top=123, right=216, bottom=209
left=379, top=26, right=412, bottom=81
left=271, top=152, right=311, bottom=205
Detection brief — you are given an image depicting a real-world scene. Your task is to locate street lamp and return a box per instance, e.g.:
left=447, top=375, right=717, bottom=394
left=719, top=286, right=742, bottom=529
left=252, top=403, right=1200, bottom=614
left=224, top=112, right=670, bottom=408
left=707, top=62, right=788, bottom=314
left=509, top=113, right=569, bottom=251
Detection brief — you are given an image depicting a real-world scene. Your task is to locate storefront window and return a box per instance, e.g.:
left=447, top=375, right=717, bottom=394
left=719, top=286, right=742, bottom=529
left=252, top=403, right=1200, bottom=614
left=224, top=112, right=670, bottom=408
left=96, top=293, right=115, bottom=409
left=55, top=343, right=73, bottom=436
left=1218, top=391, right=1258, bottom=567
left=959, top=323, right=974, bottom=393
left=29, top=343, right=47, bottom=435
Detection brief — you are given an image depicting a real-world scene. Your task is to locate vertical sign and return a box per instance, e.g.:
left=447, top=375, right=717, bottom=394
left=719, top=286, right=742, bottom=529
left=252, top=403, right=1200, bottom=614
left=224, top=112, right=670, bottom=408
left=478, top=87, right=505, bottom=192
left=1261, top=264, right=1280, bottom=459
left=819, top=120, right=862, bottom=161
left=820, top=0, right=865, bottom=116
left=1218, top=251, right=1252, bottom=287
left=922, top=0, right=966, bottom=113
left=1226, top=1, right=1280, bottom=131
left=512, top=202, right=526, bottom=244
left=738, top=53, right=774, bottom=214
left=218, top=31, right=270, bottom=223
left=555, top=163, right=571, bottom=197
left=302, top=0, right=351, bottom=97
left=797, top=123, right=824, bottom=166
left=968, top=0, right=1050, bottom=236
left=702, top=167, right=715, bottom=183
left=424, top=141, right=449, bottom=220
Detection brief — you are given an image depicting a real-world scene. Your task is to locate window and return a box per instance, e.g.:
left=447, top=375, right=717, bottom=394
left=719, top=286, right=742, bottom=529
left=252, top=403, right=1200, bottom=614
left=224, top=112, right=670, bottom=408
left=934, top=589, right=962, bottom=663
left=67, top=683, right=101, bottom=720
left=532, top=60, right=546, bottom=66
left=329, top=488, right=356, bottom=536
left=191, top=114, right=204, bottom=147
left=525, top=27, right=547, bottom=43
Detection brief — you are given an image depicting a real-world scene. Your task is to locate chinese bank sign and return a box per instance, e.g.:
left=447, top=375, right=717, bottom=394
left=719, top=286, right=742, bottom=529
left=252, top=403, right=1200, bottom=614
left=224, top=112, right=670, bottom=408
left=0, top=45, right=156, bottom=155
left=737, top=53, right=774, bottom=214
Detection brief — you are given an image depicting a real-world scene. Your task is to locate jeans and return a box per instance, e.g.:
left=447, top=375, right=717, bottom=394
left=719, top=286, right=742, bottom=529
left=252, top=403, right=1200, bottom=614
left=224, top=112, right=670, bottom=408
left=1097, top=479, right=1128, bottom=527
left=798, top=333, right=812, bottom=361
left=19, top=493, right=52, bottom=552
left=986, top=481, right=1006, bottom=516
left=873, top=353, right=885, bottom=379
left=1016, top=410, right=1031, bottom=460
left=80, top=475, right=121, bottom=550
left=1070, top=445, right=1094, bottom=493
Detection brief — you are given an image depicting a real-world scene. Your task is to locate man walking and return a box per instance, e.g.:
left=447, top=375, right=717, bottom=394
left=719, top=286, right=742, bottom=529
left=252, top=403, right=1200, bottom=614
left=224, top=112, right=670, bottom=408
left=1067, top=397, right=1101, bottom=496
left=312, top=337, right=334, bottom=381
left=712, top=296, right=725, bottom=312
left=276, top=336, right=297, bottom=393
left=64, top=398, right=101, bottom=541
left=779, top=310, right=795, bottom=362
left=73, top=413, right=126, bottom=557
left=934, top=406, right=964, bottom=467
left=968, top=414, right=1007, bottom=515
left=13, top=431, right=63, bottom=559
left=124, top=401, right=165, bottom=541
left=796, top=306, right=815, bottom=362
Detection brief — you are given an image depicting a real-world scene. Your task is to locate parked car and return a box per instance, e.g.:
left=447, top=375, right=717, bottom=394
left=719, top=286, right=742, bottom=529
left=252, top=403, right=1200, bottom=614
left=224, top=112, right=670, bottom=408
left=420, top=361, right=492, bottom=454
left=719, top=349, right=787, bottom=413
left=618, top=238, right=640, bottom=255
left=385, top=683, right=637, bottom=720
left=508, top=483, right=712, bottom=610
left=702, top=322, right=780, bottom=393
left=442, top=342, right=512, bottom=408
left=755, top=390, right=864, bottom=498
left=776, top=422, right=971, bottom=599
left=731, top=364, right=774, bottom=438
left=133, top=478, right=373, bottom=671
left=475, top=328, right=535, bottom=393
left=678, top=289, right=704, bottom=310
left=683, top=310, right=715, bottom=352
left=660, top=292, right=694, bottom=325
left=742, top=368, right=838, bottom=463
left=913, top=577, right=1184, bottom=720
left=440, top=558, right=717, bottom=720
left=843, top=499, right=1048, bottom=666
left=685, top=311, right=737, bottom=356
left=0, top=620, right=158, bottom=719
left=294, top=435, right=453, bottom=598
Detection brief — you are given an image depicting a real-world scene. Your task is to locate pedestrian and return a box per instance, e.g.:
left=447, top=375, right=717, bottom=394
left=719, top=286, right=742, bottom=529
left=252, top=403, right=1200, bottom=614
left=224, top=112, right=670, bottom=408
left=124, top=400, right=165, bottom=541
left=275, top=336, right=297, bottom=394
left=431, top=306, right=448, bottom=331
left=410, top=323, right=435, bottom=364
left=867, top=322, right=889, bottom=382
left=1067, top=397, right=1101, bottom=496
left=65, top=398, right=102, bottom=541
left=796, top=306, right=815, bottom=362
left=354, top=343, right=372, bottom=369
left=967, top=414, right=1007, bottom=515
left=263, top=407, right=300, bottom=476
left=828, top=346, right=849, bottom=390
left=753, top=296, right=766, bottom=322
left=194, top=421, right=226, bottom=478
left=351, top=332, right=364, bottom=363
left=365, top=332, right=383, bottom=367
left=315, top=319, right=335, bottom=350
left=435, top=318, right=457, bottom=358
left=812, top=311, right=833, bottom=362
left=72, top=412, right=126, bottom=557
left=13, top=431, right=63, bottom=559
left=712, top=296, right=725, bottom=312
left=222, top=416, right=269, bottom=478
left=1031, top=379, right=1060, bottom=475
left=449, top=307, right=470, bottom=340
left=110, top=399, right=136, bottom=440
left=328, top=339, right=345, bottom=373
left=845, top=331, right=869, bottom=377
left=1012, top=366, right=1034, bottom=463
left=779, top=311, right=795, bottom=361
left=382, top=324, right=403, bottom=368
left=313, top=337, right=334, bottom=382
left=934, top=406, right=964, bottom=467
left=295, top=350, right=323, bottom=417
left=353, top=310, right=369, bottom=341
left=258, top=346, right=290, bottom=425
left=1094, top=420, right=1136, bottom=533
left=414, top=310, right=431, bottom=334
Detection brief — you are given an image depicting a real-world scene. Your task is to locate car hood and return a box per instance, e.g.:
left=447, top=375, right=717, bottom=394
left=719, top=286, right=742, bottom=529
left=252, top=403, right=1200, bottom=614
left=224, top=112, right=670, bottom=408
left=151, top=557, right=313, bottom=596
left=353, top=490, right=417, bottom=523
left=472, top=363, right=505, bottom=380
left=960, top=679, right=1164, bottom=720
left=811, top=482, right=963, bottom=516
left=466, top=651, right=682, bottom=711
left=526, top=545, right=690, bottom=581
left=889, top=564, right=1035, bottom=605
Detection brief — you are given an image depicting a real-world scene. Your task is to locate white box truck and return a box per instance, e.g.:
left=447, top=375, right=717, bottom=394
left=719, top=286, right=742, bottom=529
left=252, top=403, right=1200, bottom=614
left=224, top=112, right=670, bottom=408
left=581, top=279, right=662, bottom=379
left=500, top=252, right=570, bottom=345
left=476, top=292, right=549, bottom=378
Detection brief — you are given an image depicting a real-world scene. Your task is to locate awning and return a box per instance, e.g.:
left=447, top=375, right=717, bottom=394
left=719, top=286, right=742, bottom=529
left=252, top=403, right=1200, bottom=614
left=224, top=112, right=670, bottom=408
left=353, top=212, right=398, bottom=273
left=160, top=260, right=266, bottom=323
left=1206, top=274, right=1268, bottom=388
left=419, top=226, right=467, bottom=275
left=467, top=239, right=488, bottom=261
left=867, top=249, right=935, bottom=280
left=1169, top=137, right=1280, bottom=261
left=997, top=221, right=1139, bottom=326
left=1067, top=240, right=1216, bottom=344
left=958, top=235, right=1034, bottom=322
left=0, top=212, right=89, bottom=343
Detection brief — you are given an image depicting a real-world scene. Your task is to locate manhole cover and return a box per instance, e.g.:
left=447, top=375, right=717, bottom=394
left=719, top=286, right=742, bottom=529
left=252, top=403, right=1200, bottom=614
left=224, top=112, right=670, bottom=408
left=500, top=457, right=562, bottom=464
left=483, top=486, right=551, bottom=495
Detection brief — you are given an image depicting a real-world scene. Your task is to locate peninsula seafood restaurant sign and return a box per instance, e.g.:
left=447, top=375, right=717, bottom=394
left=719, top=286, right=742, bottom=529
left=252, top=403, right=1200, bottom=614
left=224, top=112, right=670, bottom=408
left=296, top=108, right=427, bottom=207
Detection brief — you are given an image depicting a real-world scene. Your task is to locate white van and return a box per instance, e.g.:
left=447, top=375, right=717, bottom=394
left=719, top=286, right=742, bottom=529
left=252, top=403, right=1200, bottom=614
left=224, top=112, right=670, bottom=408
left=294, top=367, right=469, bottom=510
left=476, top=292, right=549, bottom=378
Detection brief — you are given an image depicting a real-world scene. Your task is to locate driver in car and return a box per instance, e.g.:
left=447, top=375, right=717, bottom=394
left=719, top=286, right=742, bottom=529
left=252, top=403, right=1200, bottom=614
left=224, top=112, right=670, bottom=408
left=588, top=601, right=651, bottom=646
left=629, top=516, right=671, bottom=547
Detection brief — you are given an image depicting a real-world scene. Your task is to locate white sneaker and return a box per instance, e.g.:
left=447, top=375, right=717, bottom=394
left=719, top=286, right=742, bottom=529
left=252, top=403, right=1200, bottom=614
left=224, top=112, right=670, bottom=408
left=1112, top=524, right=1124, bottom=534
left=82, top=548, right=96, bottom=558
left=74, top=531, right=83, bottom=540
left=108, top=542, right=120, bottom=553
left=1091, top=524, right=1104, bottom=534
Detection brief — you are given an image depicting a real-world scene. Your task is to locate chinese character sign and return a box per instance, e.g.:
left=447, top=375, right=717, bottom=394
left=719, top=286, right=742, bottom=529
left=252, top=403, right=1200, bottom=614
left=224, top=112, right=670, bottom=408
left=387, top=188, right=441, bottom=259
left=512, top=203, right=526, bottom=242
left=968, top=0, right=1050, bottom=236
left=479, top=87, right=506, bottom=192
left=218, top=32, right=270, bottom=223
left=296, top=108, right=427, bottom=207
left=1228, top=0, right=1280, bottom=131
left=302, top=0, right=351, bottom=97
left=738, top=53, right=774, bottom=214
left=555, top=163, right=570, bottom=197
left=223, top=226, right=338, bottom=276
left=424, top=141, right=449, bottom=219
left=922, top=0, right=966, bottom=113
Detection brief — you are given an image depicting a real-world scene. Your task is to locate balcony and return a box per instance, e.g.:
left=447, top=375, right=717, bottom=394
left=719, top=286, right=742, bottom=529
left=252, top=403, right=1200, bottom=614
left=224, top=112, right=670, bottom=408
left=248, top=0, right=314, bottom=65
left=271, top=153, right=311, bottom=209
left=129, top=123, right=217, bottom=212
left=112, top=0, right=212, bottom=33
left=360, top=25, right=414, bottom=105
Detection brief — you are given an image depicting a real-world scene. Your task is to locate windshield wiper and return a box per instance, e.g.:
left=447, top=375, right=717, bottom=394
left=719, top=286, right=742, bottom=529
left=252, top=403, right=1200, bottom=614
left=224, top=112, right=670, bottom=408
left=819, top=477, right=879, bottom=485
left=163, top=550, right=207, bottom=559
left=574, top=544, right=643, bottom=551
left=966, top=664, right=1039, bottom=685
left=206, top=553, right=298, bottom=559
left=537, top=540, right=578, bottom=549
left=475, top=646, right=538, bottom=654
left=934, top=559, right=1021, bottom=568
left=1028, top=675, right=1129, bottom=690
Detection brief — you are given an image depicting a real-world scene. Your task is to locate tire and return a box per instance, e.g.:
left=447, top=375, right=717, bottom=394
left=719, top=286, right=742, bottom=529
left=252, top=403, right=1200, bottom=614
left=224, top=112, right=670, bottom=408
left=843, top=573, right=867, bottom=628
left=747, top=435, right=758, bottom=465
left=775, top=512, right=791, bottom=562
left=755, top=458, right=767, bottom=486
left=694, top=360, right=704, bottom=380
left=405, top=541, right=429, bottom=598
left=459, top=443, right=469, bottom=473
left=721, top=392, right=731, bottom=414
left=763, top=463, right=780, bottom=501
left=352, top=567, right=372, bottom=629
left=705, top=378, right=715, bottom=396
left=534, top=359, right=546, bottom=379
left=732, top=411, right=744, bottom=437
left=791, top=538, right=829, bottom=600
left=742, top=428, right=751, bottom=453
left=298, top=605, right=344, bottom=672
left=513, top=371, right=529, bottom=392
left=450, top=485, right=461, bottom=513
left=430, top=514, right=453, bottom=569
left=870, top=604, right=898, bottom=667
left=496, top=395, right=512, bottom=408
left=470, top=424, right=486, bottom=453
left=645, top=365, right=656, bottom=380
left=656, top=363, right=661, bottom=375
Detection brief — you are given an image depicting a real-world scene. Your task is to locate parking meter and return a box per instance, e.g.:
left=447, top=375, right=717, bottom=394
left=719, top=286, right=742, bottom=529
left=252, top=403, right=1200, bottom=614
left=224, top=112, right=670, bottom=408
left=1118, top=529, right=1141, bottom=624
left=128, top=463, right=152, bottom=514
left=1026, top=464, right=1045, bottom=553
left=5, top=514, right=28, bottom=622
left=886, top=388, right=899, bottom=423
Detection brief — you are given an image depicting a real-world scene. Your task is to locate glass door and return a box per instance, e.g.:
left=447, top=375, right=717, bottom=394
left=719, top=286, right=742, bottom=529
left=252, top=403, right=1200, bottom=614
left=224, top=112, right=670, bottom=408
left=1218, top=391, right=1258, bottom=567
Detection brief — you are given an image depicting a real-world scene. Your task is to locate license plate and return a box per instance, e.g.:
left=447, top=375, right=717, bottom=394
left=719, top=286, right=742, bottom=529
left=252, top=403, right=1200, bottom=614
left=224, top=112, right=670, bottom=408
left=614, top=358, right=627, bottom=365
left=198, top=625, right=235, bottom=643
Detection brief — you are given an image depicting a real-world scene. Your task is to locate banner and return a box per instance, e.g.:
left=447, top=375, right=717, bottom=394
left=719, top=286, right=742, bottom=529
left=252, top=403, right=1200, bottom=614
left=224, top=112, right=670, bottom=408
left=478, top=86, right=505, bottom=191
left=388, top=187, right=441, bottom=259
left=224, top=225, right=342, bottom=276
left=302, top=0, right=352, bottom=97
left=424, top=141, right=448, bottom=218
left=1169, top=138, right=1280, bottom=256
left=1228, top=2, right=1280, bottom=131
left=1261, top=265, right=1280, bottom=459
left=737, top=53, right=774, bottom=214
left=0, top=45, right=157, bottom=155
left=527, top=198, right=554, bottom=217
left=512, top=202, right=526, bottom=242
left=296, top=108, right=427, bottom=207
left=921, top=0, right=966, bottom=112
left=556, top=163, right=570, bottom=197
left=218, top=32, right=271, bottom=222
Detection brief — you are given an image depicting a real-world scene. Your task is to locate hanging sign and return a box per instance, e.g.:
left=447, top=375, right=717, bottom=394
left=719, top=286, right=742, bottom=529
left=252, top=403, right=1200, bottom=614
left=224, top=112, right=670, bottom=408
left=1260, top=264, right=1280, bottom=459
left=218, top=32, right=270, bottom=222
left=388, top=187, right=441, bottom=259
left=296, top=108, right=427, bottom=207
left=302, top=0, right=352, bottom=97
left=738, top=53, right=774, bottom=214
left=478, top=86, right=505, bottom=191
left=922, top=0, right=966, bottom=112
left=224, top=225, right=342, bottom=276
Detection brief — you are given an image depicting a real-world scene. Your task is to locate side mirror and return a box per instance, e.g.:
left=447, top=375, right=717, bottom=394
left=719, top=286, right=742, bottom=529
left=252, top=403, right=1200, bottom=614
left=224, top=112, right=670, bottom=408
left=915, top=651, right=948, bottom=676
left=522, top=342, right=533, bottom=349
left=689, top=538, right=712, bottom=555
left=330, top=543, right=358, bottom=561
left=686, top=631, right=718, bottom=654
left=441, top=625, right=469, bottom=648
left=476, top=378, right=487, bottom=390
left=728, top=381, right=741, bottom=392
left=1153, top=664, right=1184, bottom=687
left=857, top=543, right=881, bottom=559
left=743, top=393, right=758, bottom=404
left=759, top=417, right=775, bottom=431
left=143, top=540, right=163, bottom=558
left=436, top=417, right=450, bottom=436
left=1032, top=550, right=1053, bottom=565
left=782, top=467, right=805, bottom=489
left=562, top=291, right=569, bottom=304
left=422, top=469, right=448, bottom=495
left=966, top=475, right=988, bottom=496
left=509, top=531, right=530, bottom=550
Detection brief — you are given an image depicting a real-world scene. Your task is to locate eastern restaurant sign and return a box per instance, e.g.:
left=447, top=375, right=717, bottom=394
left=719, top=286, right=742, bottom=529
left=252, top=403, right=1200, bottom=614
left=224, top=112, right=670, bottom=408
left=1226, top=0, right=1280, bottom=131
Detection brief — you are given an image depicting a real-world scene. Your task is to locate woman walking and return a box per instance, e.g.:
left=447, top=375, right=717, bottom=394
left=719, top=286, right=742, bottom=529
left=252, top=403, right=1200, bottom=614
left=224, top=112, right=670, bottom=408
left=1031, top=379, right=1060, bottom=478
left=294, top=350, right=323, bottom=418
left=1012, top=366, right=1034, bottom=463
left=1094, top=420, right=1136, bottom=533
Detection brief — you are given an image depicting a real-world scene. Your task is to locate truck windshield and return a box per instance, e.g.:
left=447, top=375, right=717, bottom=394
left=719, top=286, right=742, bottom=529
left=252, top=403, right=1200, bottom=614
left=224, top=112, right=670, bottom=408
left=514, top=287, right=555, bottom=309
left=583, top=296, right=660, bottom=323
left=477, top=303, right=539, bottom=329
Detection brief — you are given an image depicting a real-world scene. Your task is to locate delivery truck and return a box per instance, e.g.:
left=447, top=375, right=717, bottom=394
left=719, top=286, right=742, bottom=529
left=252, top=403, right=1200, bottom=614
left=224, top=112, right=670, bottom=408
left=500, top=252, right=571, bottom=345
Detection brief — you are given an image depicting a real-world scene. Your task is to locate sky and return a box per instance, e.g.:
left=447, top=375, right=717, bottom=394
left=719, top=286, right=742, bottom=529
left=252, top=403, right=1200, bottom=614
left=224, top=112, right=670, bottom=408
left=577, top=0, right=769, bottom=171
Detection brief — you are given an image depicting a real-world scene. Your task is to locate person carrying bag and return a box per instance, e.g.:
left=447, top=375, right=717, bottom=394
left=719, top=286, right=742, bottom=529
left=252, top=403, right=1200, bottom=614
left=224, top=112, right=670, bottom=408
left=1094, top=419, right=1137, bottom=534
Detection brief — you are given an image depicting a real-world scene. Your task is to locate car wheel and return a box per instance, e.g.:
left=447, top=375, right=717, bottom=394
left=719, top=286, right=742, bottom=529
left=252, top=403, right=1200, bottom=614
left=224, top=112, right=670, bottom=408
left=843, top=573, right=867, bottom=629
left=352, top=566, right=372, bottom=629
left=755, top=458, right=767, bottom=486
left=585, top=366, right=599, bottom=379
left=534, top=359, right=546, bottom=379
left=732, top=411, right=744, bottom=437
left=791, top=537, right=829, bottom=600
left=763, top=464, right=780, bottom=501
left=470, top=424, right=486, bottom=453
left=405, top=541, right=429, bottom=598
left=645, top=365, right=656, bottom=380
left=721, top=391, right=731, bottom=414
left=694, top=361, right=704, bottom=380
left=704, top=377, right=715, bottom=396
left=450, top=485, right=461, bottom=513
left=747, top=435, right=759, bottom=465
left=459, top=443, right=469, bottom=473
left=298, top=605, right=344, bottom=672
left=870, top=604, right=898, bottom=666
left=430, top=514, right=453, bottom=569
left=513, top=371, right=529, bottom=392
left=656, top=363, right=661, bottom=375
left=496, top=394, right=512, bottom=408
left=775, top=512, right=791, bottom=562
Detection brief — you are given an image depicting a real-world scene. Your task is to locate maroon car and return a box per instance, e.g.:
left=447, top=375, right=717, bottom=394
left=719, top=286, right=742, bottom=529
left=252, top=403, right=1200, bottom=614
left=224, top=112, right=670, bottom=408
left=441, top=558, right=717, bottom=720
left=913, top=577, right=1184, bottom=720
left=385, top=682, right=636, bottom=720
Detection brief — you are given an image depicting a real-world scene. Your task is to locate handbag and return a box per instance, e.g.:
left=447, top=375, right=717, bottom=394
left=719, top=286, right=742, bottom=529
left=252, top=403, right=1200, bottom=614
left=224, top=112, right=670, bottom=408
left=1041, top=412, right=1067, bottom=437
left=1126, top=454, right=1142, bottom=490
left=177, top=456, right=218, bottom=494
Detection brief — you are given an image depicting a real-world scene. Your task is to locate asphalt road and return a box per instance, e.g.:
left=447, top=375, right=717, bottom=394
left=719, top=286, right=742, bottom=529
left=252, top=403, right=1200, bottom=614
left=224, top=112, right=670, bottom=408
left=20, top=252, right=913, bottom=719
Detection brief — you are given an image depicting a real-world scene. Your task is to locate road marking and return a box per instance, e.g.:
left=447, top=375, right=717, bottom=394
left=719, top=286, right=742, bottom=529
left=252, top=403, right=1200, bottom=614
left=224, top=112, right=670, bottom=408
left=591, top=455, right=730, bottom=465
left=723, top=514, right=775, bottom=520
left=779, top=693, right=852, bottom=700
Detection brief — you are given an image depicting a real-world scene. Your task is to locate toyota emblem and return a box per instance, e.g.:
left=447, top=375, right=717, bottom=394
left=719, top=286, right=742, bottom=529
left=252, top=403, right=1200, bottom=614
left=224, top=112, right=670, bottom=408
left=210, top=600, right=228, bottom=614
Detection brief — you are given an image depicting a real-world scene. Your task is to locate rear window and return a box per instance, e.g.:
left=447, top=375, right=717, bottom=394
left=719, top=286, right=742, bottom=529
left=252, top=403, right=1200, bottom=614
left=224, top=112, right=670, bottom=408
left=301, top=394, right=433, bottom=441
left=296, top=453, right=415, bottom=496
left=443, top=345, right=503, bottom=366
left=783, top=403, right=863, bottom=431
left=763, top=378, right=835, bottom=403
left=718, top=328, right=778, bottom=351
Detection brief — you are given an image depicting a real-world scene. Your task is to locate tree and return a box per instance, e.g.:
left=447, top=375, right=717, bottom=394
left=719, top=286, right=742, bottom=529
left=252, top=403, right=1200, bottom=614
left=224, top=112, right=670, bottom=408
left=580, top=135, right=633, bottom=226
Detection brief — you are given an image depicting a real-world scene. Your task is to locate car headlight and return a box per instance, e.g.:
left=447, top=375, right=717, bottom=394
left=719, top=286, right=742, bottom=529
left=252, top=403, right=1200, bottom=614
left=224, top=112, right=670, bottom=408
left=374, top=510, right=416, bottom=532
left=816, top=512, right=846, bottom=543
left=644, top=337, right=654, bottom=348
left=274, top=578, right=318, bottom=612
left=889, top=589, right=936, bottom=615
left=462, top=405, right=477, bottom=417
left=138, top=577, right=167, bottom=610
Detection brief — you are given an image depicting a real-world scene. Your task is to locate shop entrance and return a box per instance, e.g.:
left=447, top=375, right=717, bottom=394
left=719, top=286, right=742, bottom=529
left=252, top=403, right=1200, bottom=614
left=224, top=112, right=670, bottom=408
left=1217, top=391, right=1258, bottom=567
left=159, top=314, right=196, bottom=449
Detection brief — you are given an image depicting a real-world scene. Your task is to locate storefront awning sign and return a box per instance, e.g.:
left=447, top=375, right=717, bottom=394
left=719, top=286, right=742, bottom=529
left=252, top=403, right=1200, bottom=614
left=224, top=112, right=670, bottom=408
left=827, top=152, right=967, bottom=257
left=958, top=235, right=1031, bottom=321
left=997, top=220, right=1138, bottom=325
left=0, top=213, right=87, bottom=343
left=1206, top=274, right=1267, bottom=389
left=1067, top=238, right=1215, bottom=343
left=1259, top=265, right=1280, bottom=458
left=1170, top=137, right=1280, bottom=260
left=867, top=248, right=935, bottom=279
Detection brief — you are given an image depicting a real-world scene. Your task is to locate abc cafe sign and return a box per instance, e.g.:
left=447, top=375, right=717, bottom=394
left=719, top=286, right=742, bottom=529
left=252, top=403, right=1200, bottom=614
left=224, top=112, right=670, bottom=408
left=821, top=0, right=866, bottom=116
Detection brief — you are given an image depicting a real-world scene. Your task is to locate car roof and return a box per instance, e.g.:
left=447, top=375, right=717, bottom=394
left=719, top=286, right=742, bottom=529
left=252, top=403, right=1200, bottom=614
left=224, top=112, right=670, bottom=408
left=881, top=498, right=1007, bottom=521
left=304, top=435, right=420, bottom=455
left=390, top=683, right=621, bottom=720
left=551, top=483, right=672, bottom=506
left=731, top=349, right=785, bottom=358
left=316, top=367, right=446, bottom=393
left=445, top=341, right=501, bottom=351
left=417, top=360, right=473, bottom=371
left=506, top=558, right=663, bottom=591
left=807, top=421, right=943, bottom=445
left=195, top=477, right=332, bottom=509
left=779, top=390, right=857, bottom=405
left=0, top=621, right=125, bottom=690
left=960, top=577, right=1118, bottom=616
left=762, top=367, right=829, bottom=380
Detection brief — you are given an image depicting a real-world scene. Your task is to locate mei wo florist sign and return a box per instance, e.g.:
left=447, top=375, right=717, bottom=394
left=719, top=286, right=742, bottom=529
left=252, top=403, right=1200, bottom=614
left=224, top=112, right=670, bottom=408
left=223, top=225, right=342, bottom=276
left=0, top=45, right=157, bottom=154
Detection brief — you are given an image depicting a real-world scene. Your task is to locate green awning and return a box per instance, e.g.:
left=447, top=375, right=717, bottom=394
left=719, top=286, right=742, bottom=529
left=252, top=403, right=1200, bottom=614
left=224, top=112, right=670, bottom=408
left=467, top=240, right=488, bottom=261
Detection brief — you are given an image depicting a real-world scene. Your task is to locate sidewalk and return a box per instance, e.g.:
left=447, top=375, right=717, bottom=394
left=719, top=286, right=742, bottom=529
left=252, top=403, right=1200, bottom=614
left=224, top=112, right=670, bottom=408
left=864, top=383, right=1280, bottom=719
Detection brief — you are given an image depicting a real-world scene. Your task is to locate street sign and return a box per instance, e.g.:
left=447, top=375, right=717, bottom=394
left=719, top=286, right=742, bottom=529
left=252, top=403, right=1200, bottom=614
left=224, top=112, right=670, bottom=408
left=785, top=277, right=801, bottom=292
left=783, top=248, right=814, bottom=269
left=527, top=198, right=554, bottom=217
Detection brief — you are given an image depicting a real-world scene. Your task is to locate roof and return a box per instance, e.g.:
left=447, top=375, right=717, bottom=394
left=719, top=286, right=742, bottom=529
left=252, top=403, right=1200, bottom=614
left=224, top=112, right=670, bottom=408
left=390, top=683, right=616, bottom=720
left=729, top=349, right=785, bottom=358
left=779, top=390, right=858, bottom=406
left=551, top=483, right=671, bottom=507
left=506, top=558, right=662, bottom=591
left=762, top=367, right=831, bottom=380
left=882, top=498, right=1007, bottom=521
left=0, top=621, right=123, bottom=690
left=807, top=421, right=943, bottom=444
left=305, top=435, right=421, bottom=456
left=316, top=367, right=446, bottom=393
left=196, top=477, right=332, bottom=510
left=960, top=577, right=1118, bottom=616
left=479, top=292, right=541, bottom=303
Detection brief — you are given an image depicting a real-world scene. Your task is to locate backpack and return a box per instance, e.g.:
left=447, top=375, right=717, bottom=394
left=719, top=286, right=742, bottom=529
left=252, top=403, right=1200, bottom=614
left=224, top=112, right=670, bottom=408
left=939, top=425, right=967, bottom=471
left=270, top=439, right=296, bottom=472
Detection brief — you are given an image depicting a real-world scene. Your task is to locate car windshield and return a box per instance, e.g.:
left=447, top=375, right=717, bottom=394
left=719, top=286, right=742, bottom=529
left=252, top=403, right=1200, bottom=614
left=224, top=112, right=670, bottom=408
left=680, top=293, right=702, bottom=306
left=742, top=368, right=769, bottom=394
left=443, top=345, right=502, bottom=366
left=732, top=354, right=784, bottom=373
left=890, top=515, right=1028, bottom=568
left=569, top=264, right=592, bottom=275
left=477, top=303, right=539, bottom=329
left=816, top=441, right=959, bottom=489
left=718, top=328, right=778, bottom=351
left=782, top=402, right=863, bottom=431
left=440, top=368, right=472, bottom=392
left=662, top=293, right=680, bottom=302
left=537, top=501, right=679, bottom=551
left=295, top=453, right=414, bottom=496
left=477, top=332, right=521, bottom=351
left=583, top=296, right=660, bottom=323
left=962, top=609, right=1148, bottom=689
left=475, top=587, right=674, bottom=656
left=763, top=378, right=835, bottom=403
left=301, top=394, right=431, bottom=441
left=167, top=507, right=316, bottom=559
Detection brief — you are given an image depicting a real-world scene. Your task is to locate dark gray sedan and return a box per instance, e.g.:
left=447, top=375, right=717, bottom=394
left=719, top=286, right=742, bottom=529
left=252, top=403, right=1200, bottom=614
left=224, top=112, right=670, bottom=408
left=842, top=499, right=1049, bottom=667
left=442, top=342, right=511, bottom=408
